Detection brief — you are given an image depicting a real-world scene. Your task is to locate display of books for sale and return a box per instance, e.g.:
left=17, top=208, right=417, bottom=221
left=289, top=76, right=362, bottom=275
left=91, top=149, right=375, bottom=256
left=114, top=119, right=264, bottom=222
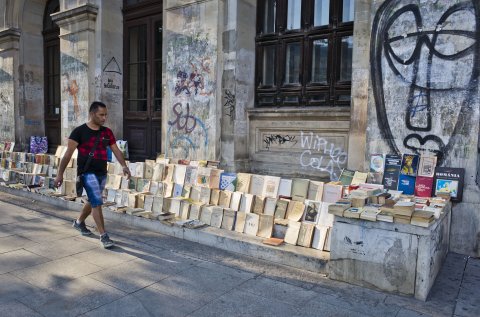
left=433, top=167, right=465, bottom=202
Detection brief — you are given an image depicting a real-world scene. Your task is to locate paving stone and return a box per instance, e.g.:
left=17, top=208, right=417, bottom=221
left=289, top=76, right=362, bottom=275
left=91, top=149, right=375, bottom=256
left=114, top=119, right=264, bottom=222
left=11, top=256, right=102, bottom=289
left=297, top=300, right=372, bottom=317
left=152, top=265, right=253, bottom=305
left=238, top=276, right=318, bottom=306
left=24, top=236, right=98, bottom=260
left=396, top=308, right=432, bottom=317
left=188, top=289, right=302, bottom=317
left=71, top=245, right=138, bottom=268
left=0, top=234, right=37, bottom=253
left=0, top=249, right=50, bottom=274
left=0, top=273, right=40, bottom=304
left=0, top=300, right=43, bottom=317
left=17, top=276, right=125, bottom=317
left=196, top=260, right=257, bottom=280
left=88, top=257, right=178, bottom=293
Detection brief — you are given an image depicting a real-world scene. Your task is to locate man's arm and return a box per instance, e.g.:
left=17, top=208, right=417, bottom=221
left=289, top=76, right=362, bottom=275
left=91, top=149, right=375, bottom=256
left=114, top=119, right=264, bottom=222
left=110, top=143, right=131, bottom=179
left=54, top=139, right=79, bottom=187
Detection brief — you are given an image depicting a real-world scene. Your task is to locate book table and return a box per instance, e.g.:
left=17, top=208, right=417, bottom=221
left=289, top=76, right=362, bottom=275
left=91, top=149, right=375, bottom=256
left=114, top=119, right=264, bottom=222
left=328, top=203, right=451, bottom=301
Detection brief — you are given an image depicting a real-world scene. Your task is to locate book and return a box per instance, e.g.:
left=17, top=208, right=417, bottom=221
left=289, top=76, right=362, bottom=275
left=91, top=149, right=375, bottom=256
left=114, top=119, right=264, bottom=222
left=291, top=178, right=310, bottom=202
left=418, top=155, right=437, bottom=177
left=239, top=193, right=254, bottom=213
left=209, top=169, right=223, bottom=189
left=307, top=181, right=324, bottom=201
left=218, top=190, right=233, bottom=208
left=184, top=166, right=198, bottom=186
left=179, top=201, right=191, bottom=219
left=383, top=154, right=402, bottom=190
left=249, top=174, right=265, bottom=196
left=252, top=196, right=266, bottom=214
left=344, top=207, right=363, bottom=219
left=400, top=154, right=419, bottom=176
left=263, top=197, right=277, bottom=216
left=433, top=167, right=465, bottom=202
left=230, top=191, right=243, bottom=211
left=236, top=173, right=252, bottom=193
left=257, top=215, right=274, bottom=238
left=297, top=223, right=315, bottom=248
left=196, top=166, right=211, bottom=187
left=286, top=201, right=305, bottom=221
left=317, top=202, right=334, bottom=226
left=284, top=221, right=301, bottom=245
left=219, top=172, right=237, bottom=191
left=277, top=178, right=293, bottom=197
left=328, top=200, right=351, bottom=216
left=221, top=209, right=236, bottom=230
left=303, top=200, right=321, bottom=223
left=322, top=183, right=343, bottom=203
left=172, top=183, right=184, bottom=197
left=360, top=205, right=381, bottom=221
left=393, top=201, right=415, bottom=216
left=262, top=237, right=284, bottom=246
left=339, top=169, right=355, bottom=186
left=188, top=202, right=203, bottom=220
left=173, top=164, right=187, bottom=185
left=235, top=212, right=247, bottom=233
left=370, top=154, right=385, bottom=173
left=262, top=176, right=280, bottom=198
left=244, top=213, right=260, bottom=236
left=199, top=205, right=214, bottom=225
left=311, top=225, right=328, bottom=250
left=410, top=210, right=435, bottom=227
left=274, top=199, right=289, bottom=219
left=415, top=176, right=434, bottom=197
left=377, top=210, right=394, bottom=222
left=397, top=174, right=416, bottom=195
left=209, top=188, right=220, bottom=205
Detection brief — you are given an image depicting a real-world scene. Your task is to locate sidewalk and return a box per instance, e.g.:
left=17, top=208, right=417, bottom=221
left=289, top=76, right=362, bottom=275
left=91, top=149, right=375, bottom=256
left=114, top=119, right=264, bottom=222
left=0, top=191, right=478, bottom=317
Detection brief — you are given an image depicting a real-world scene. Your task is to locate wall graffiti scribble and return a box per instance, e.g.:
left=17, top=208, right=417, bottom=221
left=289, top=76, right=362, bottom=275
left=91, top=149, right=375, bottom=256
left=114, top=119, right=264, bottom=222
left=263, top=134, right=297, bottom=150
left=299, top=131, right=347, bottom=181
left=168, top=102, right=197, bottom=134
left=371, top=0, right=480, bottom=165
left=224, top=90, right=235, bottom=119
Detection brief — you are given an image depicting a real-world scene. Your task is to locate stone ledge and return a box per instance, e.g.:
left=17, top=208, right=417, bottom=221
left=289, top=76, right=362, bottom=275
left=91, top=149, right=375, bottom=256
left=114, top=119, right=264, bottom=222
left=0, top=186, right=329, bottom=274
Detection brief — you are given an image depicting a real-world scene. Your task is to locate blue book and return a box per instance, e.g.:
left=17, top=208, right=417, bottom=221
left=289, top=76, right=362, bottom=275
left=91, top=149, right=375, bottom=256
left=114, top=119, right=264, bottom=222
left=173, top=183, right=184, bottom=197
left=219, top=172, right=237, bottom=191
left=397, top=174, right=416, bottom=195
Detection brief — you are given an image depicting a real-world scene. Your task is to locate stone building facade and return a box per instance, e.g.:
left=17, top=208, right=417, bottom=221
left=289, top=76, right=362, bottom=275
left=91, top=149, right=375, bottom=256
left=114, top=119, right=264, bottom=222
left=0, top=0, right=478, bottom=256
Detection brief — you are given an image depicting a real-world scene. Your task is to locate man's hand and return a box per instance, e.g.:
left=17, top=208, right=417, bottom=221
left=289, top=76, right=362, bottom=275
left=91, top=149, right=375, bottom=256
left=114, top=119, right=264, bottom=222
left=123, top=166, right=131, bottom=180
left=54, top=175, right=63, bottom=188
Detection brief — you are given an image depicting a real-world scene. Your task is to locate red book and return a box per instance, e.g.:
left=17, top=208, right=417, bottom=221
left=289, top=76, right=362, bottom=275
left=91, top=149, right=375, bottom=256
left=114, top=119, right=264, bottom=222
left=415, top=176, right=434, bottom=197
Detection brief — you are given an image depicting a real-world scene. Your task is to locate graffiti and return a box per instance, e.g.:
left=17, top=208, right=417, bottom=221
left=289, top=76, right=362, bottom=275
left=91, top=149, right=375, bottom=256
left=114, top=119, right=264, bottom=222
left=25, top=119, right=41, bottom=126
left=174, top=63, right=206, bottom=96
left=371, top=0, right=480, bottom=165
left=263, top=134, right=297, bottom=150
left=224, top=90, right=235, bottom=119
left=299, top=131, right=347, bottom=181
left=62, top=73, right=79, bottom=120
left=167, top=102, right=208, bottom=159
left=104, top=78, right=120, bottom=90
left=168, top=102, right=197, bottom=133
left=103, top=57, right=121, bottom=74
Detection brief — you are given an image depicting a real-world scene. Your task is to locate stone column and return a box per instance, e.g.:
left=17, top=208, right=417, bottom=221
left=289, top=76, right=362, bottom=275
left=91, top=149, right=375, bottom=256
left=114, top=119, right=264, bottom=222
left=51, top=4, right=98, bottom=143
left=0, top=28, right=20, bottom=148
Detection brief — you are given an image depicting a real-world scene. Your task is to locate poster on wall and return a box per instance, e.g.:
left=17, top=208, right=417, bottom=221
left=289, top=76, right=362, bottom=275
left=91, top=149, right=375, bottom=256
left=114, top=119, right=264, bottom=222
left=433, top=167, right=465, bottom=202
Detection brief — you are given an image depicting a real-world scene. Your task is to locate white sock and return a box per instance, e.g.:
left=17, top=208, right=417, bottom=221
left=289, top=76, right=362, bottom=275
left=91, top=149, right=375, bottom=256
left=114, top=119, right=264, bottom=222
left=75, top=220, right=81, bottom=225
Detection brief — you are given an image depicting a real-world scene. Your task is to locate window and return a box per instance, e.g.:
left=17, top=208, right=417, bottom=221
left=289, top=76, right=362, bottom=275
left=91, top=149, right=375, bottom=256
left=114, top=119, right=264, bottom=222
left=256, top=0, right=354, bottom=107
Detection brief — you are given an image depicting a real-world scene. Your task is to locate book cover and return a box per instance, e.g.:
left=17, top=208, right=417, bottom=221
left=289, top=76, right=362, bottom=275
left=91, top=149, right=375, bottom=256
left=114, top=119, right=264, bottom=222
left=322, top=183, right=343, bottom=203
left=230, top=191, right=243, bottom=211
left=257, top=215, right=274, bottom=238
left=278, top=178, right=292, bottom=197
left=418, top=155, right=437, bottom=177
left=199, top=205, right=213, bottom=225
left=244, top=213, right=260, bottom=236
left=262, top=176, right=281, bottom=198
left=303, top=200, right=321, bottom=224
left=184, top=166, right=198, bottom=186
left=263, top=197, right=278, bottom=216
left=210, top=206, right=224, bottom=228
left=297, top=223, right=315, bottom=248
left=311, top=225, right=328, bottom=250
left=284, top=221, right=301, bottom=245
left=173, top=164, right=187, bottom=185
left=235, top=212, right=247, bottom=233
left=339, top=169, right=355, bottom=186
left=291, top=178, right=309, bottom=202
left=218, top=190, right=233, bottom=208
left=219, top=172, right=237, bottom=191
left=249, top=174, right=265, bottom=196
left=236, top=173, right=252, bottom=193
left=209, top=169, right=223, bottom=189
left=397, top=174, right=416, bottom=195
left=433, top=167, right=465, bottom=202
left=221, top=209, right=236, bottom=230
left=400, top=154, right=420, bottom=176
left=369, top=154, right=385, bottom=173
left=382, top=154, right=402, bottom=190
left=351, top=171, right=368, bottom=186
left=307, top=181, right=324, bottom=201
left=274, top=199, right=289, bottom=219
left=415, top=176, right=434, bottom=197
left=239, top=193, right=254, bottom=213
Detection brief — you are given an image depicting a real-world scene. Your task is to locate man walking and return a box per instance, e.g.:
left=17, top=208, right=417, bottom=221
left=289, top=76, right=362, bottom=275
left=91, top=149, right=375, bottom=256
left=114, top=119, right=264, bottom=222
left=55, top=101, right=131, bottom=248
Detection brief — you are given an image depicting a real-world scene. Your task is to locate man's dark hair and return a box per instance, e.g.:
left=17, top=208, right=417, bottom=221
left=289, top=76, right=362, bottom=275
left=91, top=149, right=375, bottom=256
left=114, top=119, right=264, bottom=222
left=89, top=101, right=107, bottom=113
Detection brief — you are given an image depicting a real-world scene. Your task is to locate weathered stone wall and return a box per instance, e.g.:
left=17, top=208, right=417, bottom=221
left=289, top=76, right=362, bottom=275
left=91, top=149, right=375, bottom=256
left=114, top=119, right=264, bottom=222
left=0, top=34, right=17, bottom=144
left=164, top=0, right=221, bottom=160
left=364, top=0, right=480, bottom=256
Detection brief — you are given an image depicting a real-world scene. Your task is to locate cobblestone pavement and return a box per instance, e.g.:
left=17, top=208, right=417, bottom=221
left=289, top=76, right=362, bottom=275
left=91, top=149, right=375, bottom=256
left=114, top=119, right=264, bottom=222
left=0, top=191, right=478, bottom=317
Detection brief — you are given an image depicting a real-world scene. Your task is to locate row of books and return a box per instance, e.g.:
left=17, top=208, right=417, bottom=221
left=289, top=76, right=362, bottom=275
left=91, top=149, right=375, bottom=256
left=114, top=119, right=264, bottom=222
left=0, top=141, right=15, bottom=152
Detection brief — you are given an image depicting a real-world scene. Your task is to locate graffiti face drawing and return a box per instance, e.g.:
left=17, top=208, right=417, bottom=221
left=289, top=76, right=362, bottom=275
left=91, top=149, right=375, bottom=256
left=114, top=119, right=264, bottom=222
left=371, top=0, right=479, bottom=164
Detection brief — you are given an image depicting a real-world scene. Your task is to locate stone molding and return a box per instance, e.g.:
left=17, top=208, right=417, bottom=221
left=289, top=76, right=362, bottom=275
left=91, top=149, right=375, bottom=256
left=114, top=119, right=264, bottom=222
left=51, top=4, right=98, bottom=36
left=0, top=28, right=21, bottom=51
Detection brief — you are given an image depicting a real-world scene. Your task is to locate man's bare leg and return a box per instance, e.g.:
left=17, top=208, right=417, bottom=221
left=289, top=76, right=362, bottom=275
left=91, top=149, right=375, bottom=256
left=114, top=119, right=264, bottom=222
left=77, top=202, right=92, bottom=223
left=90, top=205, right=106, bottom=235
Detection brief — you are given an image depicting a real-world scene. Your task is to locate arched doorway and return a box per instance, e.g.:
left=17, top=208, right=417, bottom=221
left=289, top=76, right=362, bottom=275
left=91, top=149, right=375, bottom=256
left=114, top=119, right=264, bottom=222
left=43, top=0, right=60, bottom=153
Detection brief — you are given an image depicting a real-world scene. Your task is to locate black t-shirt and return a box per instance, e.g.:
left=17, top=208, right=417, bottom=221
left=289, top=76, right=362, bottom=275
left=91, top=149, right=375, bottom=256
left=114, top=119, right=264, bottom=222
left=69, top=124, right=116, bottom=175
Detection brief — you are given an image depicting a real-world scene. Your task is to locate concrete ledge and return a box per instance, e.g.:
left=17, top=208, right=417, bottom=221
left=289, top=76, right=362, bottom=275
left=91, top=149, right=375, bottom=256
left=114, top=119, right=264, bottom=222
left=0, top=186, right=329, bottom=274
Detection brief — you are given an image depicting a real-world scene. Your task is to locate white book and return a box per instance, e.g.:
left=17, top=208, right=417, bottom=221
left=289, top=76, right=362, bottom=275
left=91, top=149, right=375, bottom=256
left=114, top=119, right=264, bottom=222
left=249, top=175, right=265, bottom=196
left=244, top=213, right=260, bottom=236
left=284, top=221, right=301, bottom=245
left=307, top=181, right=324, bottom=201
left=257, top=215, right=274, bottom=239
left=152, top=163, right=164, bottom=182
left=278, top=178, right=292, bottom=197
left=239, top=193, right=254, bottom=213
left=311, top=225, right=329, bottom=250
left=263, top=197, right=277, bottom=216
left=262, top=176, right=281, bottom=198
left=230, top=191, right=243, bottom=211
left=199, top=205, right=213, bottom=225
left=173, top=164, right=187, bottom=185
left=235, top=212, right=247, bottom=233
left=317, top=202, right=334, bottom=226
left=144, top=195, right=154, bottom=212
left=210, top=206, right=224, bottom=228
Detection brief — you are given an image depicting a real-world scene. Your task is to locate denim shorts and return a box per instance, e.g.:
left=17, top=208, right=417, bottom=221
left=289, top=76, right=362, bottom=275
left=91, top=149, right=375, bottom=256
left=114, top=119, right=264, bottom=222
left=81, top=173, right=107, bottom=208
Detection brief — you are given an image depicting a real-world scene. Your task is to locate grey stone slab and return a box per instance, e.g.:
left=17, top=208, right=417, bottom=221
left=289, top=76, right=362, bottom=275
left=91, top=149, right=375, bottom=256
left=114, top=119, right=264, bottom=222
left=151, top=265, right=253, bottom=305
left=24, top=236, right=98, bottom=260
left=0, top=249, right=50, bottom=274
left=11, top=256, right=102, bottom=289
left=17, top=276, right=125, bottom=317
left=0, top=274, right=40, bottom=304
left=188, top=289, right=301, bottom=317
left=88, top=257, right=178, bottom=293
left=0, top=300, right=43, bottom=317
left=297, top=300, right=372, bottom=317
left=71, top=245, right=138, bottom=268
left=396, top=308, right=433, bottom=317
left=196, top=260, right=257, bottom=280
left=238, top=276, right=318, bottom=306
left=0, top=234, right=37, bottom=253
left=384, top=293, right=453, bottom=317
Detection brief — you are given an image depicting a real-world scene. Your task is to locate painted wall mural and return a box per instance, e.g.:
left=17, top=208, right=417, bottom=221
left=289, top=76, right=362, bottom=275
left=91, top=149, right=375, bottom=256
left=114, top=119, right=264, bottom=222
left=0, top=61, right=15, bottom=142
left=165, top=1, right=217, bottom=160
left=371, top=0, right=480, bottom=166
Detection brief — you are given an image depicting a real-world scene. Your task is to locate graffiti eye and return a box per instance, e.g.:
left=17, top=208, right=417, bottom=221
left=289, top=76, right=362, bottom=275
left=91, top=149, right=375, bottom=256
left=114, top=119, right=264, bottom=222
left=432, top=9, right=476, bottom=58
left=386, top=9, right=420, bottom=64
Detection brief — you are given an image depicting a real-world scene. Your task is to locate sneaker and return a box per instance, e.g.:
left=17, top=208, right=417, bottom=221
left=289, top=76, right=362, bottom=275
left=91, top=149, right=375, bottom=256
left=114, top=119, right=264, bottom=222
left=72, top=220, right=92, bottom=236
left=100, top=233, right=114, bottom=249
